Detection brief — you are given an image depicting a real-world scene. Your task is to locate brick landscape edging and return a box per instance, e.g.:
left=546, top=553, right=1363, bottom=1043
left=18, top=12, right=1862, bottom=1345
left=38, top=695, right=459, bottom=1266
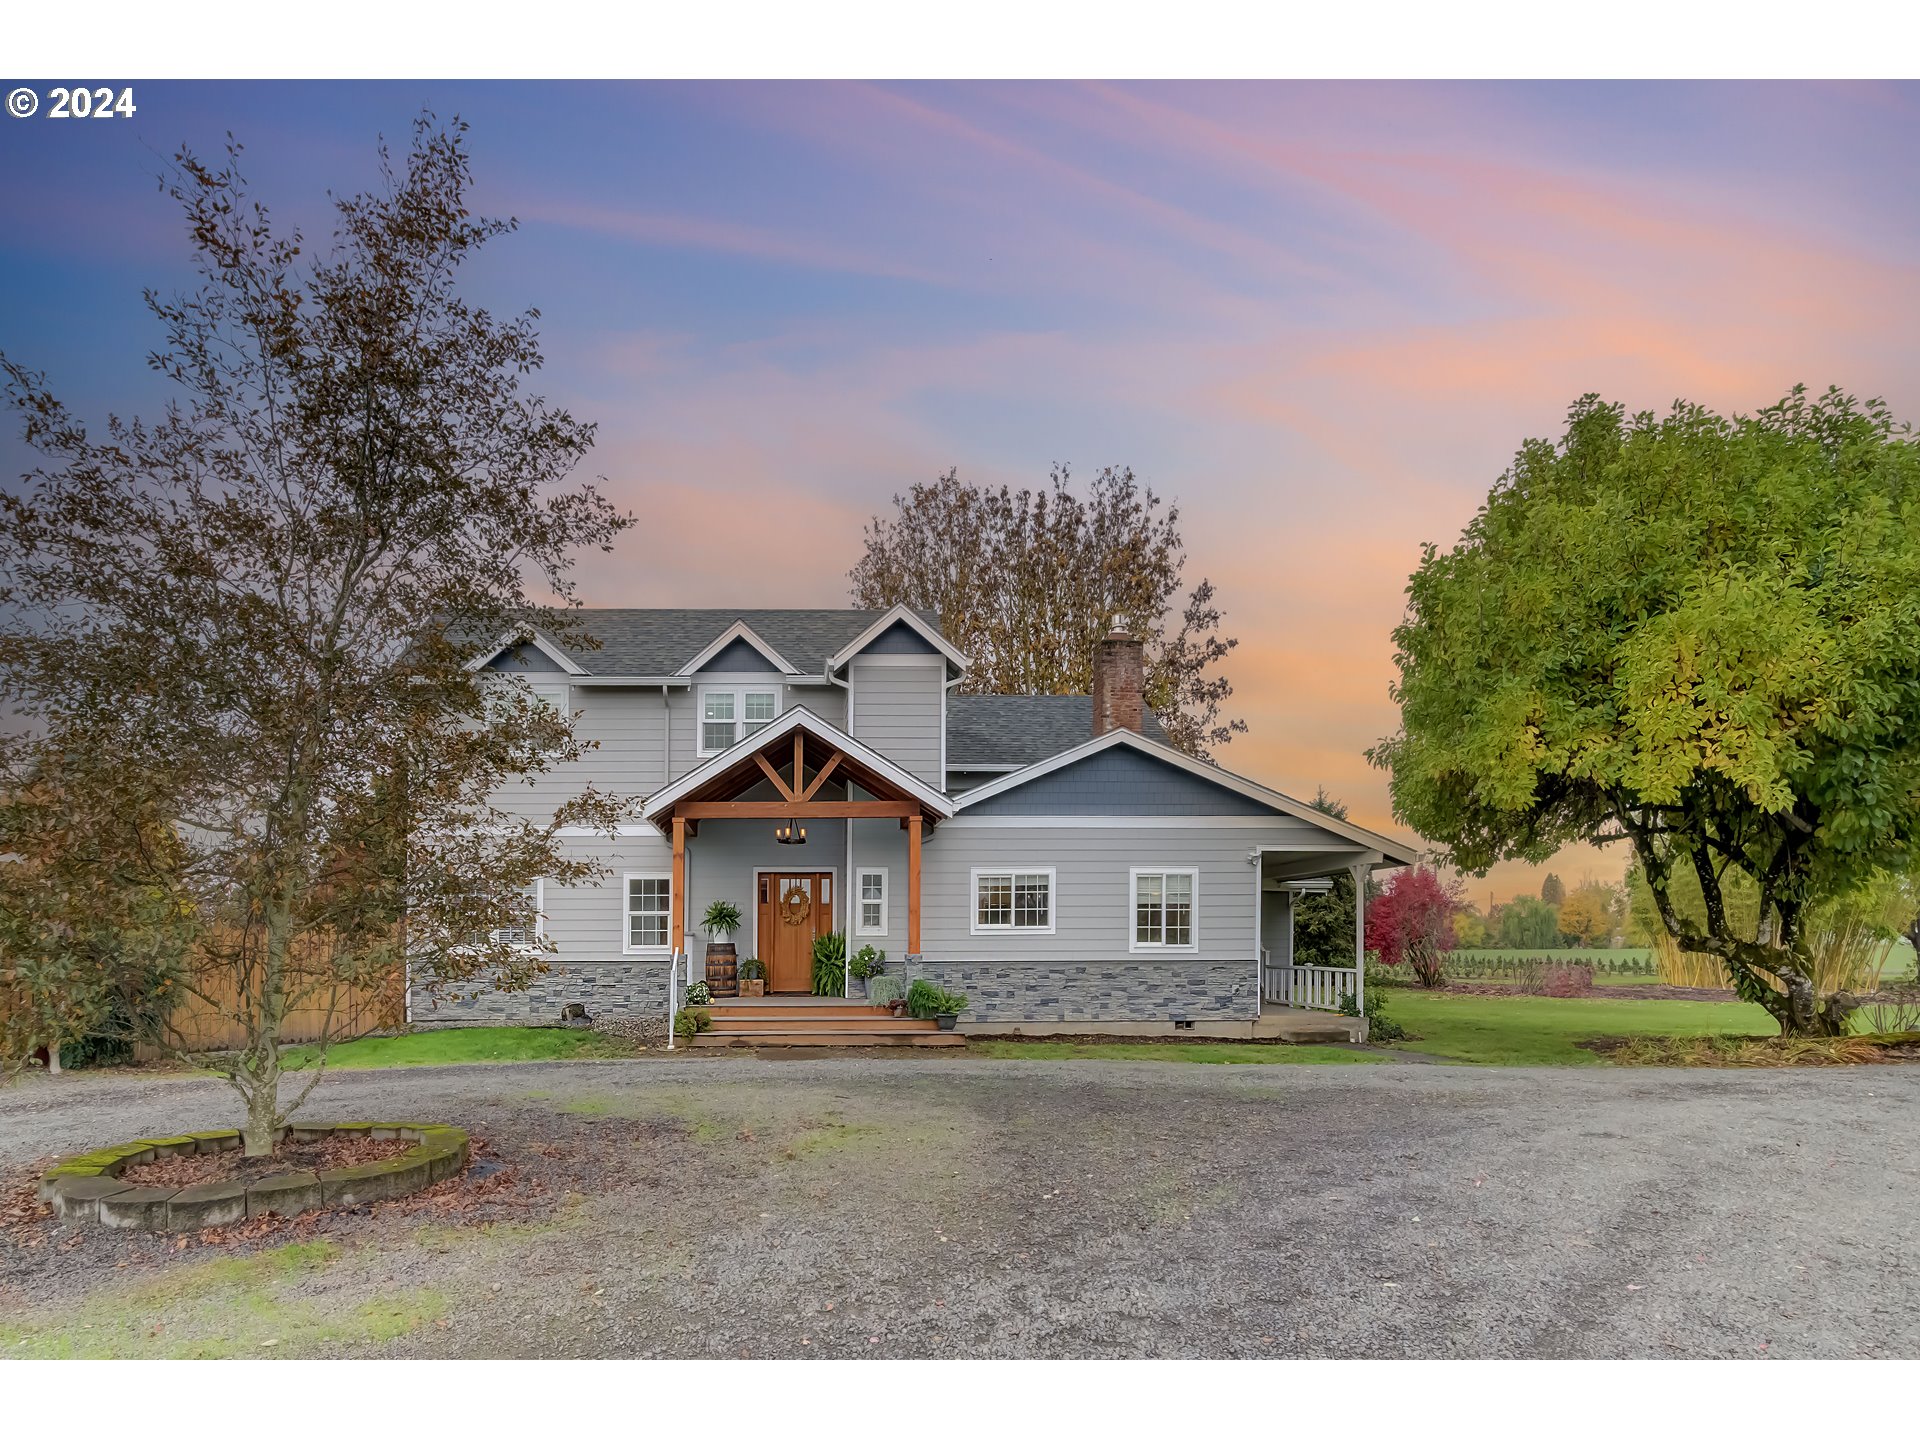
left=38, top=1122, right=470, bottom=1232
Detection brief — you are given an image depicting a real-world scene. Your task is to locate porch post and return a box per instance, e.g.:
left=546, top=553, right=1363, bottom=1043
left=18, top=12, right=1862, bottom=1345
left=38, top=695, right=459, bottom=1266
left=1350, top=861, right=1368, bottom=1019
left=671, top=816, right=687, bottom=955
left=906, top=814, right=923, bottom=956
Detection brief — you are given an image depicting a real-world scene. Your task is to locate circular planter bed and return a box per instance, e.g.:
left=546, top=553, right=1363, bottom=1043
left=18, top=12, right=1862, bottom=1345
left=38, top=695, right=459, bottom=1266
left=38, top=1122, right=469, bottom=1232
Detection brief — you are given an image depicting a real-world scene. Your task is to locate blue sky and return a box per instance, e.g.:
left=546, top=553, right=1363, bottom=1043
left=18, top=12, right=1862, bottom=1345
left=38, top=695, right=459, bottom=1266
left=4, top=80, right=1916, bottom=896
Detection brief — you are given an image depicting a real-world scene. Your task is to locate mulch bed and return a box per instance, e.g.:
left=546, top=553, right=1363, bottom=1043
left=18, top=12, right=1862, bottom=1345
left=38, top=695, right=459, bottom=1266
left=1437, top=981, right=1739, bottom=1002
left=120, top=1133, right=413, bottom=1189
left=1580, top=1033, right=1920, bottom=1066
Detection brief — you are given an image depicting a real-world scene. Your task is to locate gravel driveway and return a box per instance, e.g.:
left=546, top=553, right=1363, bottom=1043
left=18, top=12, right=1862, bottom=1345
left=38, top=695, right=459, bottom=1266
left=3, top=1057, right=1916, bottom=1358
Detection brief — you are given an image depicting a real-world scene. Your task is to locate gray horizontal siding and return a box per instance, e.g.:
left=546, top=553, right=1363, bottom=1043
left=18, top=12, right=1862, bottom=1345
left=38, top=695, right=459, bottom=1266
left=960, top=746, right=1279, bottom=816
left=848, top=659, right=943, bottom=788
left=487, top=686, right=667, bottom=823
left=920, top=822, right=1267, bottom=964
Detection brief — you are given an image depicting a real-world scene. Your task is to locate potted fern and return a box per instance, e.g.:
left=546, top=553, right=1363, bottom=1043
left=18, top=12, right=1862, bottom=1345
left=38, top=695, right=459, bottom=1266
left=738, top=955, right=766, bottom=998
left=703, top=900, right=743, bottom=997
left=907, top=978, right=969, bottom=1030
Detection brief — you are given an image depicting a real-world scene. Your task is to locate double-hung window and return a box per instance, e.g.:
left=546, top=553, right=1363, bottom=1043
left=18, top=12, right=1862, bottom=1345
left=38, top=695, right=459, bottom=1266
left=856, top=868, right=888, bottom=936
left=624, top=873, right=672, bottom=953
left=487, top=880, right=544, bottom=948
left=698, top=686, right=781, bottom=754
left=1130, top=868, right=1197, bottom=951
left=972, top=868, right=1054, bottom=934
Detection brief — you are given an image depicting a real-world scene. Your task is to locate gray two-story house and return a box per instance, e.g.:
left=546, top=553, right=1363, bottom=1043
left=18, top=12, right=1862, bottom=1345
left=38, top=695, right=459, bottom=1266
left=417, top=604, right=1415, bottom=1044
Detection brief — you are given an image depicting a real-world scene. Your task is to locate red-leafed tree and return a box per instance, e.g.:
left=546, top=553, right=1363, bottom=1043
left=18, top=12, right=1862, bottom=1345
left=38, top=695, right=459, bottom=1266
left=1366, top=866, right=1462, bottom=988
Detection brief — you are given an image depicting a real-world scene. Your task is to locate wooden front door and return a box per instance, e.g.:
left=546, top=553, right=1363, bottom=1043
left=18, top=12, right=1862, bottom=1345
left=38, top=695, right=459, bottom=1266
left=758, top=872, right=833, bottom=994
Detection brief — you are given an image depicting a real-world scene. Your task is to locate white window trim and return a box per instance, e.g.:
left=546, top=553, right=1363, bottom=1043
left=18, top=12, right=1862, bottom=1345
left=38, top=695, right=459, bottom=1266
left=695, top=682, right=784, bottom=757
left=488, top=878, right=546, bottom=950
left=969, top=865, right=1058, bottom=936
left=856, top=867, right=889, bottom=937
left=622, top=871, right=673, bottom=955
left=1129, top=866, right=1200, bottom=953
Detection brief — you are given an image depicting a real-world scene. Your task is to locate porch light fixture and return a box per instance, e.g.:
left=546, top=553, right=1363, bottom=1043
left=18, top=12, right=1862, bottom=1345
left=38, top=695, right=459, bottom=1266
left=775, top=817, right=807, bottom=845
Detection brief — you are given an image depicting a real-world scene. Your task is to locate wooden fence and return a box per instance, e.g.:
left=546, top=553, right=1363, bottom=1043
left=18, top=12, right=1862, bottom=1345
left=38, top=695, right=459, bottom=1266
left=137, top=959, right=406, bottom=1056
left=4, top=927, right=406, bottom=1062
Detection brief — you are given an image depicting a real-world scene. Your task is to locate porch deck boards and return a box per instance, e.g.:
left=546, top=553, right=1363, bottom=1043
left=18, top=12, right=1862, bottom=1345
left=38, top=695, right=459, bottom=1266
left=1253, top=1003, right=1368, bottom=1044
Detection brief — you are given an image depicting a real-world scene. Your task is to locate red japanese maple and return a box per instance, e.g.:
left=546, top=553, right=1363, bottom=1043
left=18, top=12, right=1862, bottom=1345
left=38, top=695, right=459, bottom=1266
left=1366, top=866, right=1462, bottom=988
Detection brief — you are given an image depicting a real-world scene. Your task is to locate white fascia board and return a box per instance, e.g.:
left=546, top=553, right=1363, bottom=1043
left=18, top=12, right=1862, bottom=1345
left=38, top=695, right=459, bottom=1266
left=464, top=628, right=589, bottom=676
left=676, top=620, right=803, bottom=677
left=641, top=704, right=955, bottom=822
left=827, top=603, right=969, bottom=675
left=950, top=727, right=1421, bottom=865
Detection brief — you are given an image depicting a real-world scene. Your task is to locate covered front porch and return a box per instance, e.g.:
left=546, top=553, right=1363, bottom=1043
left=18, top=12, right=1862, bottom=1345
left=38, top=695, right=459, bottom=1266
left=639, top=709, right=955, bottom=1046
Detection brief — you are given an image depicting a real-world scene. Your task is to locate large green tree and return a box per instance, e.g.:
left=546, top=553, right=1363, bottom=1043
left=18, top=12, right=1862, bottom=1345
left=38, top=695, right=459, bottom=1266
left=1372, top=388, right=1920, bottom=1034
left=0, top=117, right=633, bottom=1150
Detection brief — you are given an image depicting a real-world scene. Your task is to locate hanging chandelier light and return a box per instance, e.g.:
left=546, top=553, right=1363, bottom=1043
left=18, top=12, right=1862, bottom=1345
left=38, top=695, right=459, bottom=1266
left=775, top=815, right=807, bottom=845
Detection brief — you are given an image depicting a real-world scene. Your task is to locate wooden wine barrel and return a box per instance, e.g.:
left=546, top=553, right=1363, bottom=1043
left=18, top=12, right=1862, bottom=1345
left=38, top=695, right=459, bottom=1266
left=705, top=944, right=739, bottom=997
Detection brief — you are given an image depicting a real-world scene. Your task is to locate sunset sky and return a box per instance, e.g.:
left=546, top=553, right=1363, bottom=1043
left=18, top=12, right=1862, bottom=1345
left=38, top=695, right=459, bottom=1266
left=4, top=80, right=1917, bottom=902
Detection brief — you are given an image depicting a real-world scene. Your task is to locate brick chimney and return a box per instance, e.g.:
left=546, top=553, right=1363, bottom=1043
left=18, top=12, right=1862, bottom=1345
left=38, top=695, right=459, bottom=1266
left=1092, top=632, right=1146, bottom=737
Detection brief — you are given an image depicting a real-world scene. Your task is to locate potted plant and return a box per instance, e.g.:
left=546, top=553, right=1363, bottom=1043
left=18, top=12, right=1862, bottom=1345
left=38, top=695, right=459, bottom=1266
left=738, top=956, right=766, bottom=998
left=906, top=979, right=969, bottom=1030
left=849, top=944, right=886, bottom=1000
left=702, top=900, right=743, bottom=997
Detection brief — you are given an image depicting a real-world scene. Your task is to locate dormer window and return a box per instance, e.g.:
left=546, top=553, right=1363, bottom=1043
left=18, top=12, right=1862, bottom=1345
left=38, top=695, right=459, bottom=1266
left=699, top=685, right=781, bottom=755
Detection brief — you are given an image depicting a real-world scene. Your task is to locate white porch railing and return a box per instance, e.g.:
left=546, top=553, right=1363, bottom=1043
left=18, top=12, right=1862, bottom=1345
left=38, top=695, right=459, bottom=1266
left=1261, top=958, right=1358, bottom=1012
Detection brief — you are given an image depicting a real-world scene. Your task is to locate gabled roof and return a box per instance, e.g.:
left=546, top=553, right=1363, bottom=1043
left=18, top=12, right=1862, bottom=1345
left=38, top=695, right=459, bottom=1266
left=951, top=728, right=1421, bottom=864
left=826, top=603, right=969, bottom=675
left=475, top=608, right=945, bottom=677
left=464, top=628, right=588, bottom=676
left=675, top=619, right=802, bottom=676
left=641, top=705, right=955, bottom=828
left=947, top=694, right=1167, bottom=769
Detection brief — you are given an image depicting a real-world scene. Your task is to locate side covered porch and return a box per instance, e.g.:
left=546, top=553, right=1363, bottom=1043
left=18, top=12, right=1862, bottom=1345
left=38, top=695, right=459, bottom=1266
left=1254, top=846, right=1395, bottom=1041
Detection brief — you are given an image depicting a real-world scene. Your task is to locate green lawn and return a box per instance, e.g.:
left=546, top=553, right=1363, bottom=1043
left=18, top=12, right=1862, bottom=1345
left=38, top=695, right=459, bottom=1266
left=285, top=1026, right=638, bottom=1070
left=967, top=1040, right=1384, bottom=1065
left=1380, top=990, right=1775, bottom=1065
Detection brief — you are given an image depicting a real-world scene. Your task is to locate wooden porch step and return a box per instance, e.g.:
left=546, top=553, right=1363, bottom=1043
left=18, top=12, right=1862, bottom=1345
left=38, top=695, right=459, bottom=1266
left=690, top=1031, right=966, bottom=1049
left=707, top=1004, right=892, bottom=1019
left=707, top=1019, right=941, bottom=1035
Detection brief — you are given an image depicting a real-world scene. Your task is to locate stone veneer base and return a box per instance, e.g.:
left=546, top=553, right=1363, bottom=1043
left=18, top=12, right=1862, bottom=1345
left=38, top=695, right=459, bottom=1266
left=40, top=1123, right=469, bottom=1232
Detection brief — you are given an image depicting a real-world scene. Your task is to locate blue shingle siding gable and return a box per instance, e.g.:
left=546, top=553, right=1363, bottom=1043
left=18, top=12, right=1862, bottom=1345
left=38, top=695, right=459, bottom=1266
left=693, top=636, right=783, bottom=673
left=485, top=644, right=567, bottom=674
left=960, top=745, right=1278, bottom=816
left=859, top=620, right=941, bottom=656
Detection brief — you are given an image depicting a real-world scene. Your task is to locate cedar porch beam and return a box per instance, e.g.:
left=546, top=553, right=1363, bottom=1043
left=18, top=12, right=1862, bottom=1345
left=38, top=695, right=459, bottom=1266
left=754, top=752, right=797, bottom=800
left=677, top=800, right=918, bottom=819
left=670, top=817, right=687, bottom=955
left=798, top=751, right=843, bottom=801
left=793, top=734, right=804, bottom=795
left=907, top=813, right=922, bottom=954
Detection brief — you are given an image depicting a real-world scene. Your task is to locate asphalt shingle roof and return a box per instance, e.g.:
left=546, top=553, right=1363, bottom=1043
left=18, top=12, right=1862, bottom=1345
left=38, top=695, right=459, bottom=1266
left=946, top=693, right=1167, bottom=769
left=537, top=609, right=937, bottom=676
